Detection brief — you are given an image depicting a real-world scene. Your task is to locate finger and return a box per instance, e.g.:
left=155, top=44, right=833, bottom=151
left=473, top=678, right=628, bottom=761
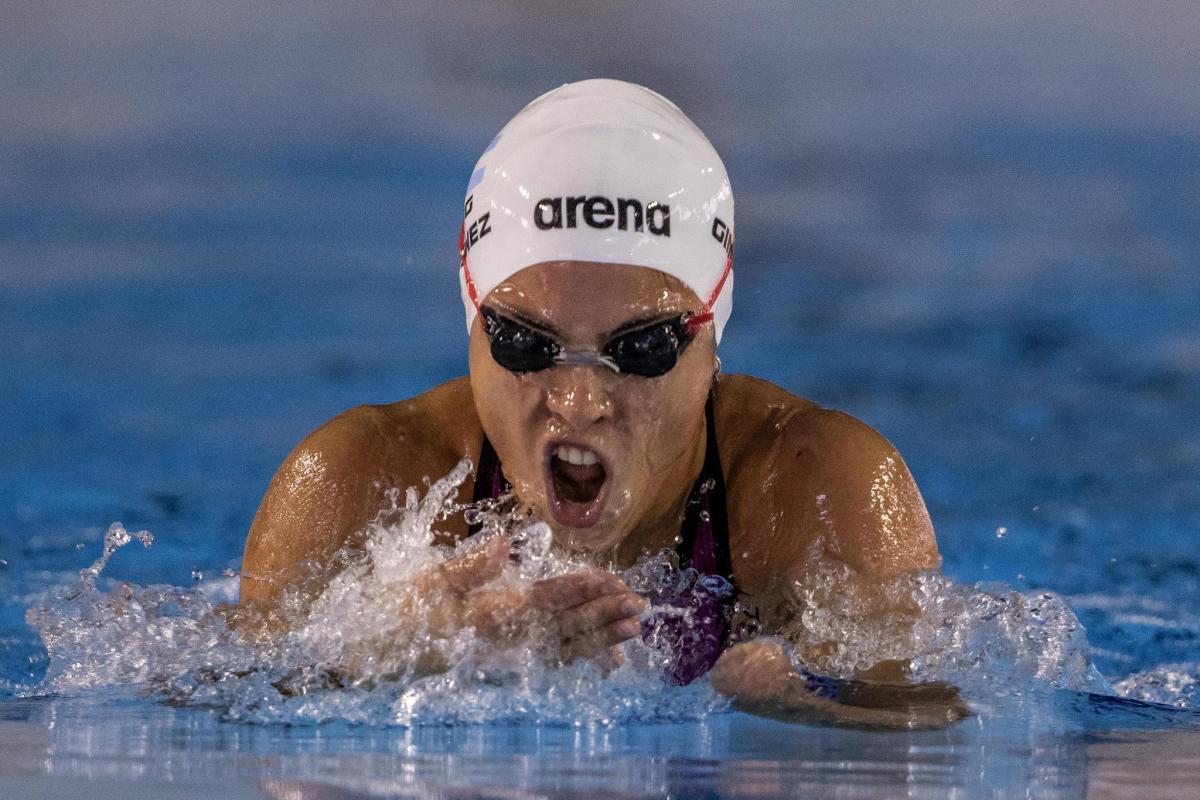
left=591, top=615, right=644, bottom=647
left=440, top=536, right=509, bottom=594
left=555, top=592, right=647, bottom=639
left=597, top=647, right=625, bottom=673
left=463, top=587, right=528, bottom=643
left=561, top=616, right=642, bottom=664
left=561, top=633, right=633, bottom=671
left=528, top=570, right=627, bottom=611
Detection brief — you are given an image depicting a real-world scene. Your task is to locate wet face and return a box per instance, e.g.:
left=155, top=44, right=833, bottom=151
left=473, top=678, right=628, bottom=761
left=468, top=261, right=716, bottom=554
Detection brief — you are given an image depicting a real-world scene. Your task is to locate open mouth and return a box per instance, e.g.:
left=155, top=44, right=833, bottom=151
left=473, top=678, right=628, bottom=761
left=544, top=443, right=609, bottom=527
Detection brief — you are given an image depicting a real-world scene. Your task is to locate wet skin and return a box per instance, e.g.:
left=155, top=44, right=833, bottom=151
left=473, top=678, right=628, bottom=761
left=240, top=261, right=954, bottom=727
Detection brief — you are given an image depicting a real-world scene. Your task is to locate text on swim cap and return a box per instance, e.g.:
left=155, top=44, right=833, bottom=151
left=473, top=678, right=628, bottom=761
left=711, top=217, right=733, bottom=258
left=461, top=194, right=493, bottom=256
left=534, top=196, right=671, bottom=237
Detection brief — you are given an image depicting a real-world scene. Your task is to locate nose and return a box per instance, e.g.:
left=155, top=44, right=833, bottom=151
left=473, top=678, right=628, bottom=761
left=543, top=365, right=614, bottom=432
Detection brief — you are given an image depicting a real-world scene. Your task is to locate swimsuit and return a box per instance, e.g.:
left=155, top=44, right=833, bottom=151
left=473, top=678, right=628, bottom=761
left=470, top=396, right=739, bottom=684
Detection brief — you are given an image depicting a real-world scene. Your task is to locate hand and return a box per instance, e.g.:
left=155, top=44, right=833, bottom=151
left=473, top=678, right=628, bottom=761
left=417, top=537, right=648, bottom=671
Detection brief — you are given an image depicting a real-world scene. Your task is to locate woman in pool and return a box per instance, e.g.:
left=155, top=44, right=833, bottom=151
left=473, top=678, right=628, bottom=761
left=240, top=79, right=959, bottom=728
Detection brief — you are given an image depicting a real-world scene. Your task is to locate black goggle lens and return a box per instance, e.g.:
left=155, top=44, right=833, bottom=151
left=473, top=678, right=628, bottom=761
left=481, top=307, right=695, bottom=377
left=481, top=308, right=559, bottom=372
left=603, top=319, right=687, bottom=377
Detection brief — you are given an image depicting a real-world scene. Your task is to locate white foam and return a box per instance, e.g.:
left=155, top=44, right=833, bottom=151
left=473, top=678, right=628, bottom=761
left=23, top=459, right=1131, bottom=724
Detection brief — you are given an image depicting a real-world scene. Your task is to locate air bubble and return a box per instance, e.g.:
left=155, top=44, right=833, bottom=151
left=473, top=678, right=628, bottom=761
left=996, top=526, right=1008, bottom=539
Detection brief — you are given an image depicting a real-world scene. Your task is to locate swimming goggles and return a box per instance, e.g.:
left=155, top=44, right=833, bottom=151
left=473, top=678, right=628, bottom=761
left=480, top=306, right=708, bottom=377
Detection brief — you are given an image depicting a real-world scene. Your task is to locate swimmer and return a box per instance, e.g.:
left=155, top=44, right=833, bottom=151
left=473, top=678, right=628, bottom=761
left=239, top=79, right=964, bottom=728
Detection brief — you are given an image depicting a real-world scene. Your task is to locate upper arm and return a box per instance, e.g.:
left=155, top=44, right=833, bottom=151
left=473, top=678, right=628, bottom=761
left=239, top=408, right=388, bottom=606
left=777, top=409, right=939, bottom=580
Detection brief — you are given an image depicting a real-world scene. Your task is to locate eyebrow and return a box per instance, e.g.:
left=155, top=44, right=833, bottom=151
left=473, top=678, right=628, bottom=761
left=484, top=304, right=567, bottom=339
left=608, top=312, right=683, bottom=337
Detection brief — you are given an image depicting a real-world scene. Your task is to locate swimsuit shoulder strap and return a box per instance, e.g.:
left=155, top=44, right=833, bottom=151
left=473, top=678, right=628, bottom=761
left=468, top=433, right=509, bottom=535
left=676, top=394, right=734, bottom=582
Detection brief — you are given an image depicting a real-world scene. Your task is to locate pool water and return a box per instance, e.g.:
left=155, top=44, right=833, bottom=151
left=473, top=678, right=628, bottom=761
left=3, top=3, right=1200, bottom=797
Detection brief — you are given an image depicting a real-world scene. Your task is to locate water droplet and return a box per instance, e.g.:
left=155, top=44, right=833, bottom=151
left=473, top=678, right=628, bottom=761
left=191, top=570, right=203, bottom=581
left=699, top=510, right=711, bottom=523
left=995, top=526, right=1008, bottom=539
left=75, top=542, right=84, bottom=550
left=673, top=535, right=683, bottom=544
left=222, top=568, right=237, bottom=578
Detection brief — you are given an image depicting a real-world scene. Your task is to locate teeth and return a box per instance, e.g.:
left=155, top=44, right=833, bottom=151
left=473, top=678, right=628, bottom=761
left=554, top=445, right=599, bottom=466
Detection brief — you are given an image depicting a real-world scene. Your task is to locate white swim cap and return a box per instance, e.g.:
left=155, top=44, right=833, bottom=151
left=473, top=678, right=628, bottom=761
left=458, top=78, right=734, bottom=343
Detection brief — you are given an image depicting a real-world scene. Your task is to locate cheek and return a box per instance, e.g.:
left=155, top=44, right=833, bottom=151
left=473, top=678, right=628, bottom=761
left=620, top=366, right=711, bottom=475
left=469, top=344, right=548, bottom=494
left=472, top=365, right=534, bottom=438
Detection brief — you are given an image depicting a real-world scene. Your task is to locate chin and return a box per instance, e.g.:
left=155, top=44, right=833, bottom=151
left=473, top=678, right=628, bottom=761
left=551, top=522, right=628, bottom=554
left=541, top=501, right=632, bottom=553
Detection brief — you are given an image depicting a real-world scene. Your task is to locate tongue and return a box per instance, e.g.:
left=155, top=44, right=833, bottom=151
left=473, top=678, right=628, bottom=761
left=551, top=458, right=606, bottom=504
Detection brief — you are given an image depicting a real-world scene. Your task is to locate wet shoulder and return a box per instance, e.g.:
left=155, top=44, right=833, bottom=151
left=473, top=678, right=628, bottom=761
left=711, top=374, right=894, bottom=476
left=714, top=375, right=937, bottom=594
left=330, top=376, right=483, bottom=486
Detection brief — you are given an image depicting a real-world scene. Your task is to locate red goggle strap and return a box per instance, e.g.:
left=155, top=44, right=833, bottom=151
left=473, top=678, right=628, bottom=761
left=684, top=252, right=732, bottom=334
left=460, top=224, right=481, bottom=311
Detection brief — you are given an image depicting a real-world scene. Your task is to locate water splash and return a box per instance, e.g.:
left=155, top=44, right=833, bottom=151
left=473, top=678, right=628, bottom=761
left=26, top=461, right=721, bottom=725
left=1114, top=664, right=1200, bottom=708
left=26, top=460, right=1183, bottom=725
left=780, top=543, right=1109, bottom=693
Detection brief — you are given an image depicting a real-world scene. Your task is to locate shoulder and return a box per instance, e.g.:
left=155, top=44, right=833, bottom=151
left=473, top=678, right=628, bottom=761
left=713, top=373, right=888, bottom=455
left=714, top=374, right=938, bottom=582
left=302, top=376, right=480, bottom=470
left=714, top=373, right=912, bottom=493
left=242, top=378, right=482, bottom=603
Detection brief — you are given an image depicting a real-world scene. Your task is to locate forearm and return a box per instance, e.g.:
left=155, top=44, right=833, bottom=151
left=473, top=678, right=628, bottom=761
left=711, top=639, right=968, bottom=731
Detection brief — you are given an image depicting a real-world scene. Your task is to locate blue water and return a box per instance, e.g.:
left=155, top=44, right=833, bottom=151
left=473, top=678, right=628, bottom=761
left=3, top=3, right=1200, bottom=796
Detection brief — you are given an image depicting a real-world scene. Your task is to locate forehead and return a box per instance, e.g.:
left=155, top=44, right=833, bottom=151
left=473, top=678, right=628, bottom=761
left=485, top=261, right=701, bottom=332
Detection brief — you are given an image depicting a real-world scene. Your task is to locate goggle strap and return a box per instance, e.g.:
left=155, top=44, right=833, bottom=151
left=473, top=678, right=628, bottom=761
left=684, top=311, right=714, bottom=335
left=459, top=224, right=482, bottom=310
left=702, top=254, right=733, bottom=312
